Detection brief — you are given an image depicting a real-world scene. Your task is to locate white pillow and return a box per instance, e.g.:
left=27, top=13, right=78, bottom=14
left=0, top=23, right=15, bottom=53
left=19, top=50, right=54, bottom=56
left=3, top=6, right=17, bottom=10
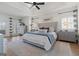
left=39, top=29, right=48, bottom=33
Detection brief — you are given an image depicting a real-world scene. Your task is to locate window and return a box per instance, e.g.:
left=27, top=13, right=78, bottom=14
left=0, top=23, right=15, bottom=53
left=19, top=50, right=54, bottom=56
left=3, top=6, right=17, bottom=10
left=0, top=22, right=6, bottom=30
left=61, top=17, right=75, bottom=31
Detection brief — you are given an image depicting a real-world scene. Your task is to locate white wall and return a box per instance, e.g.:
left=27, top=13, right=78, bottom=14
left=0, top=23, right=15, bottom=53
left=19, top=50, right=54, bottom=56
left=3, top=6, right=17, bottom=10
left=78, top=6, right=79, bottom=34
left=30, top=18, right=58, bottom=32
left=50, top=8, right=77, bottom=31
left=50, top=16, right=61, bottom=31
left=22, top=16, right=32, bottom=32
left=0, top=14, right=9, bottom=30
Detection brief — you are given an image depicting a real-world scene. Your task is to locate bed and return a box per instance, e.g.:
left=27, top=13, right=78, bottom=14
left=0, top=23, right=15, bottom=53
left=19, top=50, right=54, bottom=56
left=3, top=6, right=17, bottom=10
left=22, top=32, right=57, bottom=51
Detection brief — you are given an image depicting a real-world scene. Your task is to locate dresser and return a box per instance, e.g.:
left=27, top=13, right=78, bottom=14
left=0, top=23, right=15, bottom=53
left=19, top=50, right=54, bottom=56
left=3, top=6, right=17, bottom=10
left=57, top=31, right=76, bottom=42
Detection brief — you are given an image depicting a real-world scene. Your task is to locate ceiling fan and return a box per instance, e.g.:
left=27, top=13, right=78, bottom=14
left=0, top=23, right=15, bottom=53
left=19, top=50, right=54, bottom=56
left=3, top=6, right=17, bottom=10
left=24, top=2, right=45, bottom=10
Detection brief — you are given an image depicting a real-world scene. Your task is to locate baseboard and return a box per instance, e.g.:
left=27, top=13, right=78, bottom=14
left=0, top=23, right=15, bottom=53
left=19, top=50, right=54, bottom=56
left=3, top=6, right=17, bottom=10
left=57, top=40, right=76, bottom=44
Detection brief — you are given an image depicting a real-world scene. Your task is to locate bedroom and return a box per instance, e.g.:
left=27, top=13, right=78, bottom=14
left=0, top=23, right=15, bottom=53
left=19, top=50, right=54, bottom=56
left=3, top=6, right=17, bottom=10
left=0, top=2, right=79, bottom=56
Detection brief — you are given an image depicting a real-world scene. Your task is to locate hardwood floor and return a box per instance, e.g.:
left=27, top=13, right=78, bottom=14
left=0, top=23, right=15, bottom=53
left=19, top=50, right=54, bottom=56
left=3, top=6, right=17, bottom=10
left=6, top=36, right=79, bottom=56
left=69, top=43, right=79, bottom=56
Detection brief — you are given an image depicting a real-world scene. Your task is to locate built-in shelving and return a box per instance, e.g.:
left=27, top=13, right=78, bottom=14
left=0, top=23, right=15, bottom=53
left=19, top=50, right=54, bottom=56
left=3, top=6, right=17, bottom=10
left=9, top=17, right=13, bottom=36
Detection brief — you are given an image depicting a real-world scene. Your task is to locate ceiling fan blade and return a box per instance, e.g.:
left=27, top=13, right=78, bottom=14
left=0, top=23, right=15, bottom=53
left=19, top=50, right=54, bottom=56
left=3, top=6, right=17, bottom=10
left=35, top=5, right=40, bottom=10
left=36, top=2, right=45, bottom=5
left=24, top=2, right=33, bottom=4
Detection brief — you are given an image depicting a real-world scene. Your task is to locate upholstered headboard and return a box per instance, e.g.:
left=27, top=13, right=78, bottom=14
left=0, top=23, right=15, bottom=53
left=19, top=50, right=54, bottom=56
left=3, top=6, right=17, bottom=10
left=39, top=27, right=49, bottom=32
left=38, top=22, right=57, bottom=32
